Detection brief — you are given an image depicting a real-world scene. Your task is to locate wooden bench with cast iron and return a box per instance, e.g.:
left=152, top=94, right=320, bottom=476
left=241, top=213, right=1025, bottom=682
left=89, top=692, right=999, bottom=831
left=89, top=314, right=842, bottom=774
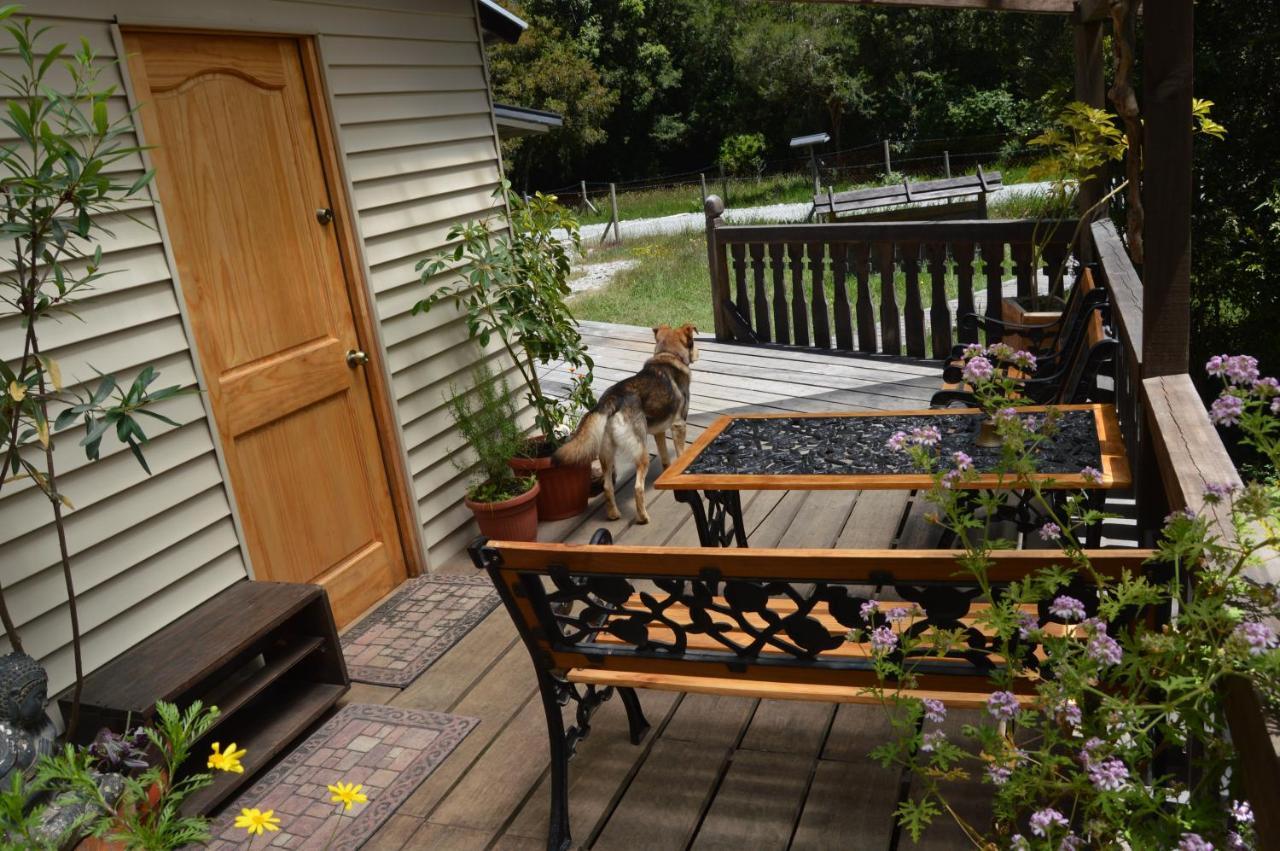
left=471, top=534, right=1156, bottom=851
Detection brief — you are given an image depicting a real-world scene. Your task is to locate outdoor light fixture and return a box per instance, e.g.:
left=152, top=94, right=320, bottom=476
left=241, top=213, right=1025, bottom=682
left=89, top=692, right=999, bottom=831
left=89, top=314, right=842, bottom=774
left=789, top=132, right=831, bottom=195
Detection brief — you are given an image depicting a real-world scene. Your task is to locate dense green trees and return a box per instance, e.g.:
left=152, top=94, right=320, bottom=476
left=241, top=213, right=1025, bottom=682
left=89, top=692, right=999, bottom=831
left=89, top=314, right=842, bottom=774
left=491, top=1, right=1071, bottom=188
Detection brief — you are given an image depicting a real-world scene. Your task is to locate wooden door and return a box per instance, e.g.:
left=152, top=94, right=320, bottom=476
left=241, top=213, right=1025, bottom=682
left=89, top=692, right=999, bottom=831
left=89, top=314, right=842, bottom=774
left=124, top=31, right=407, bottom=625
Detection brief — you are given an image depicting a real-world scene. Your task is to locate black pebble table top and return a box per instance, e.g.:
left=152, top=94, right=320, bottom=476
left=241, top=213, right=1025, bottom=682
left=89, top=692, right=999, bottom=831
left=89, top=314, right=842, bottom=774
left=653, top=404, right=1129, bottom=492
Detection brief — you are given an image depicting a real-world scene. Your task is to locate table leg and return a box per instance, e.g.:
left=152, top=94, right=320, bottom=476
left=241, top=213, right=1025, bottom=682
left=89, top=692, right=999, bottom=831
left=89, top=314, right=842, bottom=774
left=674, top=489, right=748, bottom=548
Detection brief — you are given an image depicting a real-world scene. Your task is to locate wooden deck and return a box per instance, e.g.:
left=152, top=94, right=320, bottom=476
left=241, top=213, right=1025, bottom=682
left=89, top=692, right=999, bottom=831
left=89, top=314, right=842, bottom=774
left=341, top=322, right=1134, bottom=850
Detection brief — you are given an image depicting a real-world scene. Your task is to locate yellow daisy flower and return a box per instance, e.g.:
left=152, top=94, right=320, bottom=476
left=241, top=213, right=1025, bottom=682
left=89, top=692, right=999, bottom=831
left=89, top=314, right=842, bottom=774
left=208, top=742, right=247, bottom=774
left=234, top=808, right=281, bottom=836
left=327, top=781, right=368, bottom=811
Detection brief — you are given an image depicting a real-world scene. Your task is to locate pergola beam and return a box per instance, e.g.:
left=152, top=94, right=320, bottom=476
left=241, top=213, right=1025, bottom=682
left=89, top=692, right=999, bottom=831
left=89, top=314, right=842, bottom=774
left=773, top=0, right=1075, bottom=14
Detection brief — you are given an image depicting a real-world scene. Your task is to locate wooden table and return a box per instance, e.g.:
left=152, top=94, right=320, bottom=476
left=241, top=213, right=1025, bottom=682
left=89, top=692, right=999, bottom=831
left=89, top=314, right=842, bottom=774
left=654, top=404, right=1131, bottom=547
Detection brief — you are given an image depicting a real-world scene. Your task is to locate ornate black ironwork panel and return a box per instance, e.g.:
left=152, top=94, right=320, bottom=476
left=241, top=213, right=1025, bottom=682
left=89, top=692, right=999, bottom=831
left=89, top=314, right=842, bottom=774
left=674, top=489, right=747, bottom=548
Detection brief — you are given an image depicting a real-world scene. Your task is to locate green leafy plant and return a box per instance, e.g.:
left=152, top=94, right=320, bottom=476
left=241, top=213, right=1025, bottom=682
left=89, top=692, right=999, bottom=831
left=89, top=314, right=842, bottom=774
left=865, top=354, right=1279, bottom=849
left=415, top=182, right=593, bottom=450
left=0, top=7, right=187, bottom=737
left=445, top=365, right=535, bottom=503
left=717, top=132, right=766, bottom=178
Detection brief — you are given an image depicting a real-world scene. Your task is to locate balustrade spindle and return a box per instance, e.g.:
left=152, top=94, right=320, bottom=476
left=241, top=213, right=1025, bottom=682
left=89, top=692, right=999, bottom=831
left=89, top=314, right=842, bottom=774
left=1042, top=240, right=1069, bottom=298
left=831, top=243, right=853, bottom=350
left=954, top=241, right=977, bottom=344
left=1012, top=241, right=1034, bottom=299
left=902, top=242, right=925, bottom=357
left=877, top=242, right=900, bottom=355
left=808, top=242, right=830, bottom=349
left=730, top=243, right=749, bottom=329
left=927, top=242, right=951, bottom=357
left=980, top=242, right=1005, bottom=343
left=788, top=243, right=809, bottom=347
left=769, top=243, right=789, bottom=345
left=852, top=243, right=875, bottom=353
left=750, top=242, right=770, bottom=343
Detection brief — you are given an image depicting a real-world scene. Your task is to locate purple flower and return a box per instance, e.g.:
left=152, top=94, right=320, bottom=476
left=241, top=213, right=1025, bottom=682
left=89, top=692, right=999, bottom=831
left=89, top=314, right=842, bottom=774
left=1228, top=832, right=1247, bottom=850
left=1273, top=397, right=1280, bottom=415
left=870, top=626, right=898, bottom=653
left=887, top=431, right=908, bottom=451
left=963, top=356, right=994, bottom=383
left=911, top=425, right=942, bottom=447
left=1234, top=621, right=1276, bottom=656
left=987, top=690, right=1020, bottom=721
left=1087, top=756, right=1130, bottom=791
left=1207, top=354, right=1228, bottom=377
left=1080, top=466, right=1103, bottom=485
left=952, top=451, right=973, bottom=470
left=1049, top=595, right=1086, bottom=622
left=1010, top=835, right=1029, bottom=851
left=1017, top=611, right=1039, bottom=639
left=886, top=606, right=911, bottom=623
left=962, top=343, right=985, bottom=359
left=1038, top=522, right=1062, bottom=542
left=1029, top=808, right=1069, bottom=838
left=1059, top=835, right=1084, bottom=851
left=1078, top=737, right=1104, bottom=764
left=942, top=468, right=962, bottom=489
left=1211, top=394, right=1245, bottom=426
left=1165, top=507, right=1197, bottom=523
left=1205, top=482, right=1239, bottom=501
left=920, top=730, right=946, bottom=752
left=1233, top=800, right=1254, bottom=825
left=1225, top=355, right=1260, bottom=386
left=1087, top=631, right=1123, bottom=667
left=985, top=764, right=1012, bottom=785
left=921, top=698, right=946, bottom=724
left=1012, top=350, right=1037, bottom=371
left=1254, top=376, right=1280, bottom=398
left=995, top=406, right=1019, bottom=423
left=860, top=600, right=878, bottom=621
left=1179, top=834, right=1214, bottom=851
left=1056, top=700, right=1082, bottom=729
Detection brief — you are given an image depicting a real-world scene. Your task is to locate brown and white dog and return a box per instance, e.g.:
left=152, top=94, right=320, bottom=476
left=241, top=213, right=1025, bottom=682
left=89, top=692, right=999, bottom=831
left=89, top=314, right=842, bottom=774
left=553, top=323, right=698, bottom=523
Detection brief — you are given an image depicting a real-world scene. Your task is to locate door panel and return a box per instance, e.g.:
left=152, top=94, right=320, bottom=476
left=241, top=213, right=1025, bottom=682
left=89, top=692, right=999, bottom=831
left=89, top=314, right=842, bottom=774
left=125, top=31, right=407, bottom=624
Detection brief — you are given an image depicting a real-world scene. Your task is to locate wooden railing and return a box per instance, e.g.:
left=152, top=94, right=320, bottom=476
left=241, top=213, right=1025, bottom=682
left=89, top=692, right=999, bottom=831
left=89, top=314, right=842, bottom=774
left=703, top=195, right=1078, bottom=358
left=1089, top=221, right=1280, bottom=847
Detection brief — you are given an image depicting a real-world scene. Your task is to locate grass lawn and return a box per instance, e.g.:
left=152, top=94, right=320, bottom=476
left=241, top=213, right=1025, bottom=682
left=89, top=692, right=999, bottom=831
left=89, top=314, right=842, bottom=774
left=572, top=160, right=1052, bottom=226
left=570, top=229, right=1014, bottom=356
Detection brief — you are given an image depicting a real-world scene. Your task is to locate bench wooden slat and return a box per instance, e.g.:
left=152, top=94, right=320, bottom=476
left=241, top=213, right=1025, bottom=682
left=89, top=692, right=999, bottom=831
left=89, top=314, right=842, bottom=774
left=566, top=668, right=1033, bottom=712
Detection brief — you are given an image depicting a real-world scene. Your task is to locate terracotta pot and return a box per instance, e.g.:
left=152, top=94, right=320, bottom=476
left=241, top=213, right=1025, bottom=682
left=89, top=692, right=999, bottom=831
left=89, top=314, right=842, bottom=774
left=466, top=480, right=540, bottom=541
left=1001, top=295, right=1065, bottom=354
left=509, top=437, right=591, bottom=521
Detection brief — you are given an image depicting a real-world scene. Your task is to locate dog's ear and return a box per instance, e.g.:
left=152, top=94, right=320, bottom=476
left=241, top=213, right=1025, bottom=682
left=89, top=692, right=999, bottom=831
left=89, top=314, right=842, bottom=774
left=652, top=325, right=665, bottom=339
left=681, top=324, right=698, bottom=344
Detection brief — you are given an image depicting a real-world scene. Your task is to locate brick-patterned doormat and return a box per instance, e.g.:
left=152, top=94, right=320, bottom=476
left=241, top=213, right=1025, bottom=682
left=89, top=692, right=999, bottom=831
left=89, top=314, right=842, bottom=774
left=207, top=703, right=477, bottom=849
left=340, top=575, right=499, bottom=687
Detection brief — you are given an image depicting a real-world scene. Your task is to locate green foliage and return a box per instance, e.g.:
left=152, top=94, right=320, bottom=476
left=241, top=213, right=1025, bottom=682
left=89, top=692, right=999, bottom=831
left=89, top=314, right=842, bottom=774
left=445, top=365, right=535, bottom=503
left=863, top=359, right=1280, bottom=848
left=415, top=183, right=594, bottom=446
left=1027, top=101, right=1126, bottom=206
left=3, top=702, right=221, bottom=849
left=716, top=132, right=765, bottom=177
left=0, top=7, right=188, bottom=718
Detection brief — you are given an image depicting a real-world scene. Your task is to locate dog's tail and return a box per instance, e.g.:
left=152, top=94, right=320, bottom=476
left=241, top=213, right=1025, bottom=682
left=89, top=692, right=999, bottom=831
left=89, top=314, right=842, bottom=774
left=553, top=397, right=617, bottom=466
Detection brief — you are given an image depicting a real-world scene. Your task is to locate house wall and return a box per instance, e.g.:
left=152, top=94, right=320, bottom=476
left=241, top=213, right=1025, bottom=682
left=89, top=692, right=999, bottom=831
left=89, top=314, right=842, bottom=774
left=0, top=0, right=512, bottom=693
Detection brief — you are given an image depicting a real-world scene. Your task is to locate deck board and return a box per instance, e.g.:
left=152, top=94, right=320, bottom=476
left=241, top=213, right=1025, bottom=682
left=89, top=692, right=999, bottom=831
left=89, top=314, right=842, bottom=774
left=325, top=322, right=1122, bottom=850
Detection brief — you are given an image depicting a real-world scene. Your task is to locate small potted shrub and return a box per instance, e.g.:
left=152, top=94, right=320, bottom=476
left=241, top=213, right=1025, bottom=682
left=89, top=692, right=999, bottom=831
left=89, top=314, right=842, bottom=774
left=446, top=366, right=540, bottom=541
left=416, top=183, right=595, bottom=521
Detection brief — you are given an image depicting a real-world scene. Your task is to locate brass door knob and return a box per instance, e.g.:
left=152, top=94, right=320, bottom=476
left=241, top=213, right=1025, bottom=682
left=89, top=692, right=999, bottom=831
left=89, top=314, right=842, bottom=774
left=345, top=349, right=370, bottom=368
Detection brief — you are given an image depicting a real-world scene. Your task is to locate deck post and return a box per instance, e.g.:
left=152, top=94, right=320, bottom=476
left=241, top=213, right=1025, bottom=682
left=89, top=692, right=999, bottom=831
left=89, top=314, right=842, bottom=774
left=1141, top=0, right=1193, bottom=377
left=705, top=195, right=731, bottom=341
left=1072, top=7, right=1106, bottom=260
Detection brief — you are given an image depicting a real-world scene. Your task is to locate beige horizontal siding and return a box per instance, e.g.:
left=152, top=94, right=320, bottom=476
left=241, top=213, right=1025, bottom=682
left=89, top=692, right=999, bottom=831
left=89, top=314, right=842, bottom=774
left=3, top=0, right=509, bottom=691
left=0, top=12, right=250, bottom=692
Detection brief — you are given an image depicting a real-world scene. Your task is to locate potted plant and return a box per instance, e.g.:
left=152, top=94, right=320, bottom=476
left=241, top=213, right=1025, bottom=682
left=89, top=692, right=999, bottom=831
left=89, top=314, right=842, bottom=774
left=446, top=366, right=540, bottom=541
left=1001, top=103, right=1127, bottom=350
left=415, top=183, right=595, bottom=521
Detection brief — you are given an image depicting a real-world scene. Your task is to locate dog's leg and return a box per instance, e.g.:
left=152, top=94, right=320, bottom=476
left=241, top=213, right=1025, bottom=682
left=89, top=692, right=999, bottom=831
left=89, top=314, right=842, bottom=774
left=654, top=431, right=671, bottom=468
left=600, top=444, right=620, bottom=521
left=633, top=450, right=650, bottom=524
left=673, top=421, right=688, bottom=452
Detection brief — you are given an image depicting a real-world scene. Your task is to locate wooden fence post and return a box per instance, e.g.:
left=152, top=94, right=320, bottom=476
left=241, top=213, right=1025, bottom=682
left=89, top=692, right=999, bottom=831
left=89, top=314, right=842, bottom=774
left=943, top=150, right=951, bottom=178
left=883, top=140, right=892, bottom=176
left=609, top=182, right=620, bottom=245
left=580, top=180, right=598, bottom=215
left=719, top=164, right=729, bottom=206
left=704, top=195, right=730, bottom=341
left=700, top=172, right=708, bottom=204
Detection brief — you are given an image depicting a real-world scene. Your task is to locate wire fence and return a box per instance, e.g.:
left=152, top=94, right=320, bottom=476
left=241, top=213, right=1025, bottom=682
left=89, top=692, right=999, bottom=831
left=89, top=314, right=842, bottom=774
left=533, top=131, right=1027, bottom=231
